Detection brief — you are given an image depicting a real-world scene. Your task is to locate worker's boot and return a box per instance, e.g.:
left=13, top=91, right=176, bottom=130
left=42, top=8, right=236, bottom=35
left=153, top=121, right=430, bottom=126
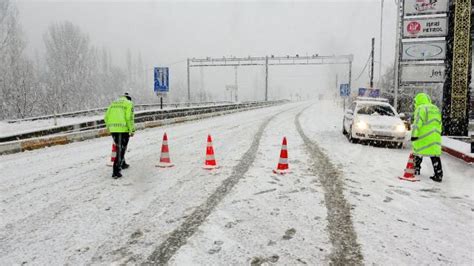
left=430, top=175, right=442, bottom=183
left=112, top=165, right=122, bottom=178
left=430, top=157, right=443, bottom=182
left=121, top=162, right=130, bottom=169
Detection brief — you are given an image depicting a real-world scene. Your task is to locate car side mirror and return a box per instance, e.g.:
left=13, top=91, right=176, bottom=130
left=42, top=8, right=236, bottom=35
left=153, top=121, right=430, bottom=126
left=399, top=113, right=406, bottom=119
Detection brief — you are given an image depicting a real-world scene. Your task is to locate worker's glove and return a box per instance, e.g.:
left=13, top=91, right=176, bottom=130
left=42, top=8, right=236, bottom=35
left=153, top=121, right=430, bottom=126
left=130, top=132, right=135, bottom=137
left=411, top=137, right=418, bottom=142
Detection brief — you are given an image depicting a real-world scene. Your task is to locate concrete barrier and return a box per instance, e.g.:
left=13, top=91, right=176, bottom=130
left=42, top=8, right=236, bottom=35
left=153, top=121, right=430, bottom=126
left=0, top=142, right=21, bottom=155
left=441, top=136, right=473, bottom=164
left=442, top=146, right=474, bottom=164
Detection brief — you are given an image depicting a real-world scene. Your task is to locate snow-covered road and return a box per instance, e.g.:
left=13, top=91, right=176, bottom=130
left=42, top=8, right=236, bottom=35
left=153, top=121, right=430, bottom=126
left=0, top=101, right=472, bottom=265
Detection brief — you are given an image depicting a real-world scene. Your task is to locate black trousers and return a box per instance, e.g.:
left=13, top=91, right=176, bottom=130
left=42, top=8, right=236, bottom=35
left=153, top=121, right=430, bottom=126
left=414, top=156, right=443, bottom=177
left=111, top=133, right=130, bottom=174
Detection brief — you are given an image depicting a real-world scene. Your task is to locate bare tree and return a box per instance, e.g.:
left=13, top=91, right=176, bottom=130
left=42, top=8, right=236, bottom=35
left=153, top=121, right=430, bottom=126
left=0, top=0, right=13, bottom=51
left=44, top=21, right=94, bottom=113
left=11, top=60, right=39, bottom=118
left=0, top=0, right=39, bottom=119
left=0, top=8, right=145, bottom=119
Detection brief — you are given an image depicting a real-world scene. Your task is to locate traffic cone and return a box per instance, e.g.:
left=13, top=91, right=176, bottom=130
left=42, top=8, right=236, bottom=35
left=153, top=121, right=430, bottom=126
left=106, top=143, right=117, bottom=166
left=203, top=134, right=218, bottom=170
left=157, top=132, right=174, bottom=168
left=398, top=153, right=419, bottom=182
left=273, top=137, right=289, bottom=175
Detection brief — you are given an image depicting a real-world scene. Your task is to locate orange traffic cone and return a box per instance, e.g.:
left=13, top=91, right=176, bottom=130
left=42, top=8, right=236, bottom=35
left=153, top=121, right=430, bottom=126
left=398, top=153, right=419, bottom=182
left=273, top=137, right=289, bottom=175
left=203, top=134, right=218, bottom=170
left=157, top=132, right=174, bottom=168
left=106, top=143, right=117, bottom=166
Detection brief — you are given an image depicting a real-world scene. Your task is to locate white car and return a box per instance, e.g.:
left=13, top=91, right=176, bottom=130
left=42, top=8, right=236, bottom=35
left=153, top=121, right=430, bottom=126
left=342, top=97, right=407, bottom=148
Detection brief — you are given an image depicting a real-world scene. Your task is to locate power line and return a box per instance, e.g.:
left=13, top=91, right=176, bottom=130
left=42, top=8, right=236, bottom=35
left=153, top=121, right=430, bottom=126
left=354, top=51, right=372, bottom=81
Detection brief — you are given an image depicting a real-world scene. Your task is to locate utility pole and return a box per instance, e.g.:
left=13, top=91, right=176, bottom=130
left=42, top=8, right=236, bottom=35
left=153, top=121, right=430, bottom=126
left=379, top=0, right=384, bottom=87
left=265, top=56, right=269, bottom=101
left=370, top=37, right=375, bottom=88
left=186, top=58, right=191, bottom=102
left=393, top=0, right=402, bottom=111
left=348, top=55, right=353, bottom=90
left=234, top=65, right=238, bottom=102
left=200, top=67, right=204, bottom=96
left=346, top=56, right=353, bottom=110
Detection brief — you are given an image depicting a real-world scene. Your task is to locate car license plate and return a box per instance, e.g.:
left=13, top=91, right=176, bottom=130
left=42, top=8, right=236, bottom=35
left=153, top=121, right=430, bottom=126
left=373, top=125, right=391, bottom=130
left=373, top=131, right=392, bottom=136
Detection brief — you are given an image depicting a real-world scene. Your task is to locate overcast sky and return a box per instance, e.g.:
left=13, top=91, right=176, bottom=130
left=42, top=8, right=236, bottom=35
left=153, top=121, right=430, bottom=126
left=16, top=0, right=398, bottom=101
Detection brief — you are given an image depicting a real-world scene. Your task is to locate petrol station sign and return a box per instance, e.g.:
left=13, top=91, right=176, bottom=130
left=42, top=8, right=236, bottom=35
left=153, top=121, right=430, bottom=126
left=403, top=17, right=448, bottom=38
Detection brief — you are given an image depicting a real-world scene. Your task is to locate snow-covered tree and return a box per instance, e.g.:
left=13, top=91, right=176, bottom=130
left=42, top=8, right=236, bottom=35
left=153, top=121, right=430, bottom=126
left=0, top=0, right=39, bottom=119
left=0, top=6, right=152, bottom=120
left=43, top=21, right=95, bottom=113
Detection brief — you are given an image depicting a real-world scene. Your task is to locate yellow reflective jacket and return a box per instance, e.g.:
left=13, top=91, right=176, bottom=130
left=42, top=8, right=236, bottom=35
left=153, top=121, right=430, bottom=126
left=411, top=93, right=442, bottom=156
left=104, top=96, right=135, bottom=133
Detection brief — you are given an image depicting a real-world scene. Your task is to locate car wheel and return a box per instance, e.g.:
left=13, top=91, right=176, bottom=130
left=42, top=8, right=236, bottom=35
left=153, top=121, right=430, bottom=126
left=396, top=142, right=403, bottom=149
left=348, top=125, right=359, bottom=143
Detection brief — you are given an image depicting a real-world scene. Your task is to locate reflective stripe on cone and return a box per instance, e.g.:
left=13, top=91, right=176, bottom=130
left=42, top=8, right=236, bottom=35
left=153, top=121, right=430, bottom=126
left=398, top=153, right=419, bottom=182
left=106, top=143, right=117, bottom=166
left=273, top=137, right=289, bottom=175
left=203, top=134, right=218, bottom=170
left=157, top=132, right=174, bottom=168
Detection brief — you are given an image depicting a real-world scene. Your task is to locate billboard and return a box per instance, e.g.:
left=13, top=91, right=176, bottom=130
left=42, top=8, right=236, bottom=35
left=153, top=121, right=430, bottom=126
left=403, top=0, right=449, bottom=16
left=400, top=64, right=445, bottom=83
left=401, top=40, right=446, bottom=61
left=154, top=67, right=169, bottom=93
left=403, top=17, right=448, bottom=38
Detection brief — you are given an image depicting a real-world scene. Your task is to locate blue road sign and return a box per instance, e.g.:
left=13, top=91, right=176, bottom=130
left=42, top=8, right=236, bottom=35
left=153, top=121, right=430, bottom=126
left=154, top=67, right=169, bottom=93
left=339, top=84, right=350, bottom=97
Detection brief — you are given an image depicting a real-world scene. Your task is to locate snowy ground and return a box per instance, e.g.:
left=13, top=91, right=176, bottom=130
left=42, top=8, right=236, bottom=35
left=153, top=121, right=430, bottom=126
left=0, top=100, right=472, bottom=265
left=299, top=102, right=474, bottom=265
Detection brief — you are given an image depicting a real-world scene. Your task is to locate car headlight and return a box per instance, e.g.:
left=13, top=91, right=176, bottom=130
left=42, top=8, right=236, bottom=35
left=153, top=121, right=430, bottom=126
left=396, top=124, right=406, bottom=132
left=356, top=121, right=369, bottom=130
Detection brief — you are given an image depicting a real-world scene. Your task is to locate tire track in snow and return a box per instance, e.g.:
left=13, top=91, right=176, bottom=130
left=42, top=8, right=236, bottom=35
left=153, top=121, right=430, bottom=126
left=295, top=107, right=363, bottom=265
left=145, top=107, right=292, bottom=265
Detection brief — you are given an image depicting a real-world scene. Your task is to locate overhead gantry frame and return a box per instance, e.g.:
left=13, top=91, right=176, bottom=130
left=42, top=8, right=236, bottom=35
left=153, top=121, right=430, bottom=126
left=186, top=54, right=354, bottom=101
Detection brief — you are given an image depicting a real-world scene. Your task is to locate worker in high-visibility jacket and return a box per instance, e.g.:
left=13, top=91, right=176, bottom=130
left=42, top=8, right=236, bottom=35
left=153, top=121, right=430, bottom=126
left=104, top=93, right=135, bottom=178
left=411, top=92, right=443, bottom=182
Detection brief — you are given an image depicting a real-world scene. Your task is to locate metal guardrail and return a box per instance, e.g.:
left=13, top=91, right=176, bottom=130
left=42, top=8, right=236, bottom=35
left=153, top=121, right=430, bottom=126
left=0, top=100, right=286, bottom=155
left=0, top=101, right=284, bottom=143
left=6, top=101, right=233, bottom=123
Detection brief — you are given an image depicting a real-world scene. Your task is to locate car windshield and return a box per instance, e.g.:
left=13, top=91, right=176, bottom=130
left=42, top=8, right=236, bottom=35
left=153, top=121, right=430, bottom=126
left=357, top=104, right=395, bottom=116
